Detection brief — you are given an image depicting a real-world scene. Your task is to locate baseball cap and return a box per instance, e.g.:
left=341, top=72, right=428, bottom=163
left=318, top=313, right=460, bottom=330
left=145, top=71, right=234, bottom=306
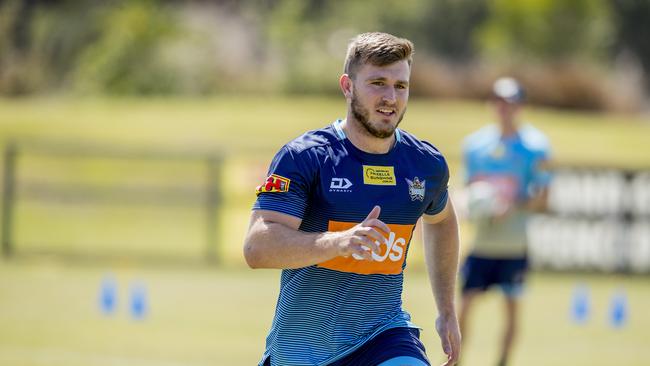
left=492, top=77, right=525, bottom=103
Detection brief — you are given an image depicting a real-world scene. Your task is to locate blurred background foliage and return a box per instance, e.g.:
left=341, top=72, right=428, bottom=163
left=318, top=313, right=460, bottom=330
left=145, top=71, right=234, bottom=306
left=1, top=4, right=650, bottom=364
left=1, top=0, right=649, bottom=110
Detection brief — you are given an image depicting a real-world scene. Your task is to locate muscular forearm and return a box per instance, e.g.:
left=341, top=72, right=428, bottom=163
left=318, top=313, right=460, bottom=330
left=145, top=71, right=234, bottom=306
left=244, top=217, right=339, bottom=269
left=244, top=207, right=389, bottom=269
left=423, top=207, right=460, bottom=316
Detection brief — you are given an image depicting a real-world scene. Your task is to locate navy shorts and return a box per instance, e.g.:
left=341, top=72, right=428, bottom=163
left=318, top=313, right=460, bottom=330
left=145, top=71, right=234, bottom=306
left=461, top=255, right=528, bottom=297
left=263, top=327, right=429, bottom=366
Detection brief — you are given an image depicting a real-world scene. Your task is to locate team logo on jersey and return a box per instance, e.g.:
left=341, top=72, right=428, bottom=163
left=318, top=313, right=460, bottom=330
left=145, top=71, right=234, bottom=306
left=405, top=177, right=425, bottom=201
left=330, top=177, right=353, bottom=192
left=490, top=142, right=506, bottom=159
left=256, top=174, right=290, bottom=195
left=363, top=165, right=396, bottom=186
left=317, top=220, right=414, bottom=275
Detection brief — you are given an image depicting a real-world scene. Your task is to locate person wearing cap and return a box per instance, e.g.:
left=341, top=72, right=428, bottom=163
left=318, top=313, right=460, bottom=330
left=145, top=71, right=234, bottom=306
left=458, top=77, right=552, bottom=366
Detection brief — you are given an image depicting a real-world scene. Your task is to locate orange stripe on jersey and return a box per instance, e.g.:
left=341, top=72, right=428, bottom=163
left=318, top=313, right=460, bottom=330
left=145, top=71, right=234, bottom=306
left=317, top=220, right=415, bottom=275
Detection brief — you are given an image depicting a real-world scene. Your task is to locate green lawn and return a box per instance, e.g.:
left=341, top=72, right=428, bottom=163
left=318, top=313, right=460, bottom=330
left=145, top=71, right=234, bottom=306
left=1, top=96, right=649, bottom=169
left=0, top=97, right=649, bottom=365
left=1, top=96, right=648, bottom=261
left=0, top=261, right=648, bottom=366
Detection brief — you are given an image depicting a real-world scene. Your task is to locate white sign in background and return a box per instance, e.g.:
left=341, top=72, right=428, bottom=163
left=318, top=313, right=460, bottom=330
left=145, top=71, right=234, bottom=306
left=528, top=170, right=650, bottom=273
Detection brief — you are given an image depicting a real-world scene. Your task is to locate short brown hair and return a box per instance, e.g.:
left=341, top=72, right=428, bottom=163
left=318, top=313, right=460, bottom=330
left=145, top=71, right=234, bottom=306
left=343, top=32, right=414, bottom=79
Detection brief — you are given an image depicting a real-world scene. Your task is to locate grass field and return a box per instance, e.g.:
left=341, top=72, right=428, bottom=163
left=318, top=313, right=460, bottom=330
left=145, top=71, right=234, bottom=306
left=1, top=96, right=649, bottom=262
left=1, top=96, right=649, bottom=365
left=0, top=261, right=649, bottom=366
left=1, top=96, right=650, bottom=168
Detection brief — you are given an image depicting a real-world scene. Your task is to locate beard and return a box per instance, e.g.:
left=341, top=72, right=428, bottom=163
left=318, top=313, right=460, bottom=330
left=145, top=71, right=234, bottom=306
left=351, top=93, right=405, bottom=139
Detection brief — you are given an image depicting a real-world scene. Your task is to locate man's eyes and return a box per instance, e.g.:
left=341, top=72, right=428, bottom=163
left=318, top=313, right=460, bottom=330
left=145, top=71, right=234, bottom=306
left=369, top=81, right=407, bottom=89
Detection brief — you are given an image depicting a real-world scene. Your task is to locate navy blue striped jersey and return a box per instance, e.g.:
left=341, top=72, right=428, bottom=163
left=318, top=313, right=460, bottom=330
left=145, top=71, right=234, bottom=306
left=253, top=119, right=449, bottom=365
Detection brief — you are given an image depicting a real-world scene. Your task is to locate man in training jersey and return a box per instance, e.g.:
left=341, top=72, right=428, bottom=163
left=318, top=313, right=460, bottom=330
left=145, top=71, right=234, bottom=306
left=244, top=32, right=461, bottom=366
left=459, top=77, right=552, bottom=366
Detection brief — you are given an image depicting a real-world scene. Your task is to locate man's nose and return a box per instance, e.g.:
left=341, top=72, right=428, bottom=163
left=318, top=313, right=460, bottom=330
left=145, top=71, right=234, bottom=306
left=382, top=87, right=397, bottom=104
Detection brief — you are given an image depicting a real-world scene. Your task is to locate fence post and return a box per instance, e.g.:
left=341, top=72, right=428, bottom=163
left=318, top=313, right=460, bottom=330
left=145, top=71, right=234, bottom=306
left=2, top=143, right=17, bottom=258
left=205, top=155, right=221, bottom=264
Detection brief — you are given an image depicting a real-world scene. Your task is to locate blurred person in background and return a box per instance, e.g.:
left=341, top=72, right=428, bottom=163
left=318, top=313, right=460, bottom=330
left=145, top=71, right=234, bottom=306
left=244, top=32, right=461, bottom=366
left=459, top=77, right=552, bottom=366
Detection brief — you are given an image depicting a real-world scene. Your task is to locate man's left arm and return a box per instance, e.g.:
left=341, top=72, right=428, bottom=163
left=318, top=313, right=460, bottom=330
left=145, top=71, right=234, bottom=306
left=422, top=198, right=461, bottom=366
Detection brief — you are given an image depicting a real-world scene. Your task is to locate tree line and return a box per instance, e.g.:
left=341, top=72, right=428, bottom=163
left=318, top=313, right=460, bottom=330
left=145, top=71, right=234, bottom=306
left=1, top=0, right=648, bottom=110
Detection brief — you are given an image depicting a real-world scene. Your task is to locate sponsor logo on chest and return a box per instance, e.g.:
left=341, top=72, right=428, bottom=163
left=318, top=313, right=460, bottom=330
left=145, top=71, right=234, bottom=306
left=317, top=221, right=414, bottom=275
left=329, top=177, right=353, bottom=193
left=363, top=165, right=396, bottom=186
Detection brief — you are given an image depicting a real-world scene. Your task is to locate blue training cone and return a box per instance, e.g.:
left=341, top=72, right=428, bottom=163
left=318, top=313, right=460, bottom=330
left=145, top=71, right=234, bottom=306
left=129, top=281, right=148, bottom=320
left=99, top=275, right=118, bottom=315
left=570, top=283, right=590, bottom=325
left=608, top=288, right=628, bottom=329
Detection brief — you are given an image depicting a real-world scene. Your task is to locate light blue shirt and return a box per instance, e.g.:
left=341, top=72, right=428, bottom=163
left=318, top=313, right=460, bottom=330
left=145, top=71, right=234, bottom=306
left=463, top=123, right=551, bottom=257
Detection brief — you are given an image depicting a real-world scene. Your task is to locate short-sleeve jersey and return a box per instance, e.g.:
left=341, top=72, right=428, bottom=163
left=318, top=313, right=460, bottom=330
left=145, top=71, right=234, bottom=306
left=253, top=120, right=449, bottom=366
left=463, top=123, right=551, bottom=257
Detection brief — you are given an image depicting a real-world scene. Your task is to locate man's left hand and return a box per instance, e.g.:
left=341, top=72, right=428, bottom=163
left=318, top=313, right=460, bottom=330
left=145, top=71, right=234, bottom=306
left=435, top=314, right=461, bottom=366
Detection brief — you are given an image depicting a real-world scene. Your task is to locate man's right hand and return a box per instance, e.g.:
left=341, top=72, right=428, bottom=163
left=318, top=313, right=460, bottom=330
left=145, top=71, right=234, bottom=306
left=332, top=205, right=390, bottom=260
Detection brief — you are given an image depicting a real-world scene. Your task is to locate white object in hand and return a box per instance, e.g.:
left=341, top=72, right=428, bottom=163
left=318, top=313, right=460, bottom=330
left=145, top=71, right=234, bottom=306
left=466, top=181, right=506, bottom=219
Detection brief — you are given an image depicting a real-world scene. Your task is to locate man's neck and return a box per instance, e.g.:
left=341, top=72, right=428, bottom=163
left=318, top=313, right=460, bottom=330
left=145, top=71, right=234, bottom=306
left=341, top=116, right=395, bottom=154
left=499, top=119, right=518, bottom=138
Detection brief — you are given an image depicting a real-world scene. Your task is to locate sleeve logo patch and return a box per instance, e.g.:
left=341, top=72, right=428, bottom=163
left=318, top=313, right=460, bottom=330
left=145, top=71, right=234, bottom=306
left=256, top=174, right=291, bottom=195
left=363, top=165, right=396, bottom=186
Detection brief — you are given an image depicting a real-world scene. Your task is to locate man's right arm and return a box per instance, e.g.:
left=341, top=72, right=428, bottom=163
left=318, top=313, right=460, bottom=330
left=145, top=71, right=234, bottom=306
left=243, top=206, right=389, bottom=269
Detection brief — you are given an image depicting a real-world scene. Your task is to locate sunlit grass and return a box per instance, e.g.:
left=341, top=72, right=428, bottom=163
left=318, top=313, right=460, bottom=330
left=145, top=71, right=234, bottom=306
left=1, top=96, right=648, bottom=261
left=0, top=262, right=648, bottom=365
left=0, top=97, right=649, bottom=365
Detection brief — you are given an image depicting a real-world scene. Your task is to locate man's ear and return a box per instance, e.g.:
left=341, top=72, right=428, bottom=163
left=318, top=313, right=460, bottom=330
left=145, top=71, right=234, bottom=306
left=339, top=74, right=353, bottom=99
